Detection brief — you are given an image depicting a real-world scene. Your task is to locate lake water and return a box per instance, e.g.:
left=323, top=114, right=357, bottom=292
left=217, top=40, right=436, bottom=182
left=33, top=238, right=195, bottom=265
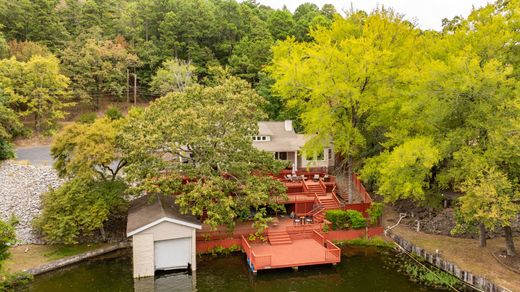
left=22, top=247, right=442, bottom=291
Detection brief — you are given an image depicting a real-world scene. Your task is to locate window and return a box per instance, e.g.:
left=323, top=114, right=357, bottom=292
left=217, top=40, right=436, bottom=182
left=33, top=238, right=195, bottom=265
left=328, top=148, right=333, bottom=160
left=316, top=150, right=324, bottom=161
left=275, top=152, right=287, bottom=160
left=252, top=136, right=270, bottom=141
left=261, top=136, right=266, bottom=141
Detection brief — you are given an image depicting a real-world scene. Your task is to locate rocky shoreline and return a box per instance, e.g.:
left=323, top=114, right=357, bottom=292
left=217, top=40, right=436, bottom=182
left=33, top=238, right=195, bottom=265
left=0, top=161, right=63, bottom=244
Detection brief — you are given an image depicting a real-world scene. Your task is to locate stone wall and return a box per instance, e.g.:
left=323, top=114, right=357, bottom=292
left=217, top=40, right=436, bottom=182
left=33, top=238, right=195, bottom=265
left=0, top=162, right=63, bottom=244
left=388, top=232, right=511, bottom=292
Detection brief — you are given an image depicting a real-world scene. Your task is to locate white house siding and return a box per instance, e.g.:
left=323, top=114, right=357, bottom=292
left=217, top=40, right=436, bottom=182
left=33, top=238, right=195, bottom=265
left=131, top=221, right=197, bottom=278
left=132, top=233, right=155, bottom=278
left=300, top=147, right=334, bottom=169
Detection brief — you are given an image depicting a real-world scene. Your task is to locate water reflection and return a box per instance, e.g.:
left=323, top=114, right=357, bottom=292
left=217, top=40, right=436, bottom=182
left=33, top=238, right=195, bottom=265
left=134, top=271, right=195, bottom=292
left=27, top=247, right=440, bottom=292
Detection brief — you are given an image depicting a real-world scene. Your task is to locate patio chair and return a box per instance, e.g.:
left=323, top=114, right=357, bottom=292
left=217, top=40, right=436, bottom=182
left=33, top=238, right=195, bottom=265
left=323, top=174, right=330, bottom=182
left=313, top=174, right=320, bottom=182
left=293, top=218, right=301, bottom=225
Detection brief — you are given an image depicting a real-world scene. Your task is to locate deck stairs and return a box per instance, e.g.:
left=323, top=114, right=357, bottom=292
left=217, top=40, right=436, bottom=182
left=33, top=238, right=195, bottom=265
left=268, top=229, right=293, bottom=245
left=312, top=196, right=341, bottom=223
left=306, top=183, right=326, bottom=195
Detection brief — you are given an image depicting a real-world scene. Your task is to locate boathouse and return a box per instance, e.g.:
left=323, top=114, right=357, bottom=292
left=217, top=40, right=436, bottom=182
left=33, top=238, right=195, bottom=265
left=127, top=194, right=201, bottom=278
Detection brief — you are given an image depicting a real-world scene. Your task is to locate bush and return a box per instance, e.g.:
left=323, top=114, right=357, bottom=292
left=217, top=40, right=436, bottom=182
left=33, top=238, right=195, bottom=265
left=76, top=112, right=97, bottom=124
left=325, top=210, right=349, bottom=230
left=0, top=139, right=15, bottom=160
left=367, top=202, right=383, bottom=225
left=105, top=106, right=123, bottom=120
left=325, top=209, right=366, bottom=230
left=0, top=219, right=16, bottom=267
left=33, top=178, right=128, bottom=244
left=0, top=272, right=33, bottom=291
left=346, top=210, right=367, bottom=229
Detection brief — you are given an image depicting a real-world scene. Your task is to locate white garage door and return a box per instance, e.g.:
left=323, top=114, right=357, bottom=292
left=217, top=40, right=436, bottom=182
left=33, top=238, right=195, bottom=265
left=154, top=237, right=192, bottom=270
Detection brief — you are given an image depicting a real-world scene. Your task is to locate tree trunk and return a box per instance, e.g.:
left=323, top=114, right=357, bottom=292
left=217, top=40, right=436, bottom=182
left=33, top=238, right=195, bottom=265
left=504, top=226, right=516, bottom=256
left=100, top=226, right=106, bottom=242
left=347, top=156, right=353, bottom=204
left=478, top=222, right=487, bottom=247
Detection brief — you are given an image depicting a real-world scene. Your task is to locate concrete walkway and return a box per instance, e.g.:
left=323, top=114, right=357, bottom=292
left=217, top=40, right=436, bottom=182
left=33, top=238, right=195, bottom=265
left=15, top=146, right=52, bottom=165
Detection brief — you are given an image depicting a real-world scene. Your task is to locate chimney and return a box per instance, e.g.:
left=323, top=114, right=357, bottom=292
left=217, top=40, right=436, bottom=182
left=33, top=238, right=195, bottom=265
left=284, top=120, right=293, bottom=132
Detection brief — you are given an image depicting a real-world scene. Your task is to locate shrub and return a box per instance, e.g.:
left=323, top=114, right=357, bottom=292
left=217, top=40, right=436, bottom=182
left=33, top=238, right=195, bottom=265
left=0, top=271, right=33, bottom=291
left=0, top=219, right=16, bottom=267
left=346, top=210, right=366, bottom=229
left=105, top=106, right=123, bottom=120
left=325, top=210, right=349, bottom=230
left=33, top=178, right=128, bottom=244
left=76, top=112, right=97, bottom=124
left=0, top=139, right=15, bottom=160
left=367, top=202, right=383, bottom=225
left=325, top=210, right=367, bottom=230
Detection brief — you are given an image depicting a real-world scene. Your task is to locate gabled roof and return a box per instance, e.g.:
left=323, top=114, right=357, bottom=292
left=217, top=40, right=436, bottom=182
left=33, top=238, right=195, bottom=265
left=127, top=194, right=201, bottom=237
left=254, top=121, right=307, bottom=152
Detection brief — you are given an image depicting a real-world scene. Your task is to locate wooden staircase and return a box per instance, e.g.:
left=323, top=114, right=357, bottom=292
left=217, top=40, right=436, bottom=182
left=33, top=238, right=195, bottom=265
left=268, top=230, right=293, bottom=245
left=306, top=183, right=326, bottom=195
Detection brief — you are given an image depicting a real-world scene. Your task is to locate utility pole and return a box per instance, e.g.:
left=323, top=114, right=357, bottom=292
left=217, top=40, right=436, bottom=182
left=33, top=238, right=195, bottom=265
left=126, top=69, right=130, bottom=104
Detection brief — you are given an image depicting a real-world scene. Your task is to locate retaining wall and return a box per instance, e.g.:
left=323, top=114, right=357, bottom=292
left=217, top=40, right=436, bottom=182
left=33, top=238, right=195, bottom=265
left=24, top=242, right=131, bottom=275
left=388, top=232, right=511, bottom=292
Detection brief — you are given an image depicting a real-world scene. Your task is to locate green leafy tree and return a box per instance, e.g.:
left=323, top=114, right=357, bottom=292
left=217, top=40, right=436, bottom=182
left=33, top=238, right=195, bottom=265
left=34, top=178, right=128, bottom=244
left=0, top=55, right=72, bottom=134
left=51, top=117, right=127, bottom=181
left=60, top=33, right=140, bottom=107
left=122, top=76, right=287, bottom=229
left=269, top=9, right=419, bottom=202
left=457, top=167, right=520, bottom=255
left=0, top=218, right=16, bottom=268
left=0, top=0, right=68, bottom=50
left=150, top=59, right=196, bottom=95
left=0, top=103, right=24, bottom=160
left=7, top=40, right=51, bottom=62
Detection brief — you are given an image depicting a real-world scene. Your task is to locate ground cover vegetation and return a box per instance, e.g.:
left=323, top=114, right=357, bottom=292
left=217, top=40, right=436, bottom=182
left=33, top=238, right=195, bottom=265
left=0, top=0, right=517, bottom=259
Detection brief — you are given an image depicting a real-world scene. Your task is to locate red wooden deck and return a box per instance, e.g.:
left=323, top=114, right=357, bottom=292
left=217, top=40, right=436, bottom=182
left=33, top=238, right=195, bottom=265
left=241, top=229, right=341, bottom=273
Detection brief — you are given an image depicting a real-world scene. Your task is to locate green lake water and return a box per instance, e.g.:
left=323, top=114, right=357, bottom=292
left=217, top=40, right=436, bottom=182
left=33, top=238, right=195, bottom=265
left=21, top=247, right=442, bottom=292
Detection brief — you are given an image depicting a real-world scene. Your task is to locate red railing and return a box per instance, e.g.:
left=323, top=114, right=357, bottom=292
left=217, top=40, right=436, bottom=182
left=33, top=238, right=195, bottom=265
left=325, top=240, right=341, bottom=261
left=241, top=235, right=272, bottom=271
left=312, top=230, right=325, bottom=245
left=352, top=173, right=373, bottom=204
left=318, top=179, right=327, bottom=193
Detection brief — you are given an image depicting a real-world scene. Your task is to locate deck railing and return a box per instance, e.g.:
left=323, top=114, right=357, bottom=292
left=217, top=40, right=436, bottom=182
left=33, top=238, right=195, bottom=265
left=241, top=235, right=272, bottom=271
left=302, top=180, right=309, bottom=192
left=318, top=179, right=327, bottom=193
left=312, top=230, right=325, bottom=245
left=352, top=173, right=373, bottom=204
left=325, top=240, right=341, bottom=261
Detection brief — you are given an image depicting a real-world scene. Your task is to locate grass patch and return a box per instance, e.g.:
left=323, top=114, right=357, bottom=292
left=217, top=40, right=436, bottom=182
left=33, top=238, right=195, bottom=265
left=335, top=236, right=395, bottom=248
left=397, top=255, right=464, bottom=289
left=3, top=243, right=107, bottom=273
left=43, top=244, right=104, bottom=261
left=0, top=271, right=33, bottom=292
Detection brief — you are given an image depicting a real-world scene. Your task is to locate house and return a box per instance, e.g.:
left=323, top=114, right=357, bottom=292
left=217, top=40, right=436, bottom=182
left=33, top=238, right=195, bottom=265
left=127, top=194, right=201, bottom=278
left=253, top=120, right=334, bottom=171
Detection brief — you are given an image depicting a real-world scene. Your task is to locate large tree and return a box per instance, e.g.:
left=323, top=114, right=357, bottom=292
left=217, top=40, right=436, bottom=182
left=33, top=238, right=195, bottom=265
left=269, top=9, right=420, bottom=202
left=51, top=115, right=128, bottom=181
left=60, top=32, right=140, bottom=107
left=122, top=76, right=287, bottom=229
left=0, top=55, right=72, bottom=134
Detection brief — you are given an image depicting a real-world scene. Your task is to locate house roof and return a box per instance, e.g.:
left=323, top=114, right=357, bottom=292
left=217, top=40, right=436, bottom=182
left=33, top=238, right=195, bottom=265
left=254, top=121, right=308, bottom=152
left=127, top=194, right=201, bottom=237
